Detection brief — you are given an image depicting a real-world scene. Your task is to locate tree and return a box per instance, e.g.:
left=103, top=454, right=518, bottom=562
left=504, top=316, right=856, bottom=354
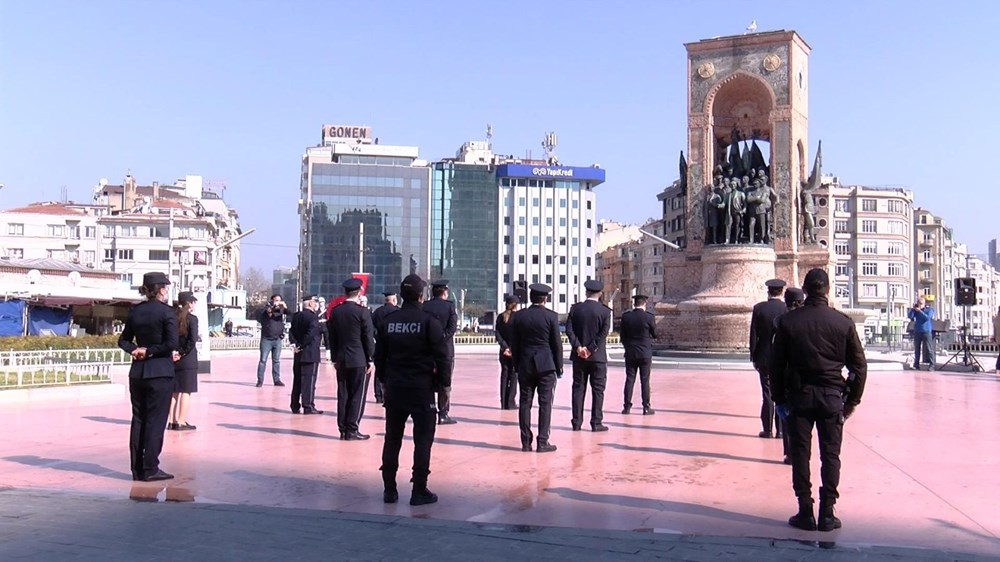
left=242, top=267, right=271, bottom=305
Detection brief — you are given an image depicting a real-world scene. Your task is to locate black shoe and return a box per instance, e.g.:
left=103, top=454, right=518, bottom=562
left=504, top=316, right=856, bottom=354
left=383, top=489, right=399, bottom=504
left=788, top=499, right=817, bottom=531
left=375, top=398, right=384, bottom=404
left=302, top=408, right=324, bottom=415
left=571, top=424, right=582, bottom=431
left=274, top=381, right=286, bottom=387
left=536, top=443, right=557, bottom=453
left=167, top=422, right=180, bottom=431
left=592, top=424, right=609, bottom=432
left=438, top=415, right=457, bottom=425
left=783, top=455, right=792, bottom=465
left=177, top=423, right=196, bottom=431
left=342, top=432, right=370, bottom=441
left=758, top=431, right=772, bottom=438
left=621, top=407, right=630, bottom=415
left=290, top=408, right=300, bottom=414
left=643, top=408, right=655, bottom=415
left=521, top=444, right=533, bottom=452
left=410, top=488, right=438, bottom=506
left=818, top=503, right=842, bottom=532
left=774, top=431, right=783, bottom=439
left=255, top=381, right=263, bottom=388
left=142, top=470, right=174, bottom=482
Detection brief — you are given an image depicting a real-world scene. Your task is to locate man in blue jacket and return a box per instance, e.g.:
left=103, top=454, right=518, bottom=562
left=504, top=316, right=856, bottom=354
left=908, top=297, right=935, bottom=371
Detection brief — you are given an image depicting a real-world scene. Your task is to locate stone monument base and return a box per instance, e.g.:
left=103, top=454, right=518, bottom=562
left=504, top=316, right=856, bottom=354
left=655, top=245, right=778, bottom=351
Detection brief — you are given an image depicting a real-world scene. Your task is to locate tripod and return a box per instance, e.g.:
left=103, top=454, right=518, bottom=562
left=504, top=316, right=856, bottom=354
left=939, top=311, right=984, bottom=372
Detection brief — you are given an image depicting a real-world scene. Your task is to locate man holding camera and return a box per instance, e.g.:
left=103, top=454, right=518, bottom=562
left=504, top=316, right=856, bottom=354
left=256, top=294, right=287, bottom=387
left=908, top=297, right=935, bottom=371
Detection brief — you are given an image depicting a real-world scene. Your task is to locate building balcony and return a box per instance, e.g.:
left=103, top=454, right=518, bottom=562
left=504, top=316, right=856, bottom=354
left=918, top=257, right=934, bottom=265
left=919, top=236, right=935, bottom=247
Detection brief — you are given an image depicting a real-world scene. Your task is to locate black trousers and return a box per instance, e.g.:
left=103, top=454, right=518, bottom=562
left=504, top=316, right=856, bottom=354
left=291, top=361, right=318, bottom=411
left=518, top=370, right=557, bottom=447
left=373, top=361, right=385, bottom=402
left=129, top=376, right=174, bottom=478
left=623, top=357, right=652, bottom=409
left=571, top=360, right=607, bottom=428
left=381, top=387, right=437, bottom=489
left=499, top=353, right=517, bottom=409
left=786, top=385, right=845, bottom=505
left=756, top=365, right=778, bottom=435
left=436, top=359, right=454, bottom=417
left=336, top=366, right=366, bottom=433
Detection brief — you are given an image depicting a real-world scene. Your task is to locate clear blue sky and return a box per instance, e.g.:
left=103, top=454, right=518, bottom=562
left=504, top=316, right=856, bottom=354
left=2, top=0, right=998, bottom=275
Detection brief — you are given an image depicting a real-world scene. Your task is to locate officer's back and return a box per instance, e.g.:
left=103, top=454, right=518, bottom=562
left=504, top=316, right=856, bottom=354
left=290, top=305, right=321, bottom=363
left=328, top=300, right=374, bottom=368
left=119, top=299, right=178, bottom=380
left=619, top=306, right=656, bottom=362
left=377, top=302, right=447, bottom=390
left=510, top=303, right=562, bottom=375
left=566, top=299, right=610, bottom=362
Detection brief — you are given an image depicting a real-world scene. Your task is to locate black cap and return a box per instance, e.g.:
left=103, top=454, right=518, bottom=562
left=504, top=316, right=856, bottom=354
left=584, top=280, right=603, bottom=293
left=529, top=283, right=552, bottom=295
left=431, top=279, right=449, bottom=289
left=342, top=278, right=363, bottom=293
left=765, top=279, right=786, bottom=289
left=784, top=287, right=805, bottom=305
left=177, top=291, right=197, bottom=303
left=400, top=274, right=426, bottom=300
left=301, top=293, right=316, bottom=302
left=142, top=272, right=170, bottom=286
left=505, top=295, right=520, bottom=305
left=382, top=290, right=397, bottom=297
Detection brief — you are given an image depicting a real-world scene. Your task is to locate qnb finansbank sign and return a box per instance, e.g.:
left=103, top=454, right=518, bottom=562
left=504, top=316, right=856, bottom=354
left=496, top=164, right=606, bottom=184
left=322, top=124, right=372, bottom=145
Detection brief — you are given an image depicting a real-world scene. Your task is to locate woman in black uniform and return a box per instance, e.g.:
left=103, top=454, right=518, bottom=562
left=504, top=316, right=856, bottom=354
left=495, top=295, right=519, bottom=410
left=118, top=272, right=178, bottom=482
left=168, top=291, right=199, bottom=431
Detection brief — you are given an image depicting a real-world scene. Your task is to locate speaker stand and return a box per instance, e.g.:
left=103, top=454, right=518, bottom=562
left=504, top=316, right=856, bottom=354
left=939, top=319, right=984, bottom=373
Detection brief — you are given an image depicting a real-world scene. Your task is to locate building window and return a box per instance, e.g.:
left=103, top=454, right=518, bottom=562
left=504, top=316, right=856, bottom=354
left=83, top=250, right=95, bottom=264
left=862, top=262, right=877, bottom=276
left=559, top=199, right=566, bottom=208
left=503, top=235, right=510, bottom=244
left=532, top=217, right=539, bottom=226
left=834, top=242, right=850, bottom=255
left=888, top=242, right=903, bottom=255
left=888, top=200, right=905, bottom=213
left=559, top=294, right=566, bottom=303
left=532, top=198, right=539, bottom=206
left=518, top=255, right=525, bottom=264
left=151, top=226, right=169, bottom=238
left=586, top=238, right=591, bottom=248
left=531, top=236, right=539, bottom=245
left=572, top=200, right=578, bottom=209
left=861, top=220, right=877, bottom=233
left=860, top=241, right=877, bottom=254
left=862, top=283, right=878, bottom=297
left=560, top=256, right=566, bottom=265
left=571, top=256, right=578, bottom=266
left=586, top=219, right=592, bottom=229
left=586, top=257, right=591, bottom=266
left=8, top=223, right=24, bottom=236
left=835, top=199, right=849, bottom=212
left=559, top=237, right=566, bottom=246
left=118, top=249, right=134, bottom=261
left=503, top=255, right=509, bottom=264
left=503, top=274, right=510, bottom=283
left=7, top=248, right=23, bottom=258
left=545, top=256, right=552, bottom=265
left=888, top=221, right=905, bottom=235
left=503, top=217, right=510, bottom=226
left=546, top=199, right=553, bottom=207
left=545, top=275, right=552, bottom=283
left=84, top=226, right=96, bottom=238
left=149, top=250, right=169, bottom=261
left=545, top=217, right=553, bottom=227
left=532, top=255, right=539, bottom=265
left=862, top=199, right=877, bottom=212
left=922, top=250, right=931, bottom=261
left=518, top=197, right=526, bottom=206
left=572, top=219, right=579, bottom=228
left=518, top=217, right=526, bottom=226
left=888, top=262, right=904, bottom=277
left=835, top=264, right=849, bottom=276
left=834, top=220, right=849, bottom=233
left=47, top=225, right=65, bottom=237
left=518, top=235, right=525, bottom=245
left=559, top=274, right=566, bottom=283
left=545, top=236, right=552, bottom=245
left=559, top=218, right=566, bottom=227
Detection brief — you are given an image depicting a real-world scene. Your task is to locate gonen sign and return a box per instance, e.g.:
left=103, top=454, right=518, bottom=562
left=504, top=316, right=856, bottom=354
left=323, top=125, right=372, bottom=143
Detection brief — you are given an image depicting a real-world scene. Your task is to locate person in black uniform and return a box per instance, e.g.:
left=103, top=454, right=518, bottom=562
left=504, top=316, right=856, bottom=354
left=370, top=290, right=399, bottom=404
left=774, top=286, right=805, bottom=464
left=494, top=295, right=519, bottom=410
left=376, top=274, right=448, bottom=505
left=566, top=279, right=611, bottom=432
left=289, top=294, right=323, bottom=415
left=118, top=271, right=178, bottom=482
left=749, top=279, right=787, bottom=438
left=620, top=294, right=657, bottom=415
left=770, top=269, right=867, bottom=532
left=423, top=279, right=458, bottom=425
left=167, top=291, right=199, bottom=431
left=509, top=284, right=563, bottom=452
left=328, top=278, right=376, bottom=440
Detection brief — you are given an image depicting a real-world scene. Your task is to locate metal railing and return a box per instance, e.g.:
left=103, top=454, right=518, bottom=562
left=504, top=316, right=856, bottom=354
left=1, top=355, right=114, bottom=389
left=0, top=348, right=130, bottom=367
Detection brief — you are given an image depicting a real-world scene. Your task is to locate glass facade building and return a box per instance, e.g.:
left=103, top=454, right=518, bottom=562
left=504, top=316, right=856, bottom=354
left=430, top=161, right=498, bottom=314
left=300, top=141, right=430, bottom=305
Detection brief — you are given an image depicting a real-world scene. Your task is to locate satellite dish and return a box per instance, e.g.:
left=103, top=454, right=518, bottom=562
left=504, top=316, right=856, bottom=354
left=27, top=269, right=42, bottom=284
left=68, top=271, right=81, bottom=285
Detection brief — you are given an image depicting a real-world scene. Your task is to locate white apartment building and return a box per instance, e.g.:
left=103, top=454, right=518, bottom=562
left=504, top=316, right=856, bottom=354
left=949, top=244, right=998, bottom=339
left=913, top=208, right=957, bottom=329
left=822, top=180, right=915, bottom=341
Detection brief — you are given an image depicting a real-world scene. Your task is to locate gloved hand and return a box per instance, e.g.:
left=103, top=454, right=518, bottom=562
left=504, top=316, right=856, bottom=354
left=843, top=403, right=856, bottom=420
left=556, top=370, right=563, bottom=380
left=775, top=403, right=789, bottom=421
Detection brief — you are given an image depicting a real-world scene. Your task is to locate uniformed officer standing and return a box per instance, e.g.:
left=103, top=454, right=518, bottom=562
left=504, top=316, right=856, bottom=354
left=566, top=279, right=611, bottom=432
left=770, top=269, right=867, bottom=532
left=774, top=287, right=805, bottom=464
left=509, top=284, right=562, bottom=452
left=423, top=279, right=458, bottom=425
left=749, top=279, right=787, bottom=438
left=118, top=271, right=178, bottom=482
left=289, top=294, right=323, bottom=415
left=327, top=278, right=375, bottom=440
left=376, top=274, right=448, bottom=506
left=494, top=295, right=519, bottom=410
left=619, top=294, right=657, bottom=415
left=370, top=290, right=399, bottom=404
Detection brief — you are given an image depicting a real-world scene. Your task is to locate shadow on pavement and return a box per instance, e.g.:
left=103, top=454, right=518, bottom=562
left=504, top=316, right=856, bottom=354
left=599, top=443, right=785, bottom=466
left=217, top=423, right=338, bottom=441
left=211, top=402, right=294, bottom=415
left=3, top=455, right=132, bottom=480
left=81, top=415, right=130, bottom=425
left=603, top=420, right=756, bottom=439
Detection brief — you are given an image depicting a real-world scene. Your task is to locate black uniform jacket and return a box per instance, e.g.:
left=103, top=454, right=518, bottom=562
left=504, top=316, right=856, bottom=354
left=509, top=304, right=563, bottom=376
left=371, top=303, right=399, bottom=339
left=289, top=308, right=322, bottom=364
left=327, top=300, right=375, bottom=369
left=495, top=310, right=515, bottom=353
left=374, top=302, right=447, bottom=390
left=749, top=298, right=787, bottom=368
left=619, top=307, right=656, bottom=362
left=423, top=298, right=458, bottom=355
left=769, top=296, right=868, bottom=407
left=118, top=299, right=178, bottom=380
left=565, top=299, right=611, bottom=363
left=175, top=314, right=199, bottom=371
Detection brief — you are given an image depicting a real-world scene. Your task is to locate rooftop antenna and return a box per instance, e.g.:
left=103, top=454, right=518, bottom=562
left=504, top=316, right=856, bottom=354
left=60, top=185, right=68, bottom=203
left=542, top=131, right=559, bottom=165
left=486, top=123, right=493, bottom=151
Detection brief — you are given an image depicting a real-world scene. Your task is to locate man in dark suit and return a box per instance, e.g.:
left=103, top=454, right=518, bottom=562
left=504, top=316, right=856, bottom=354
left=289, top=294, right=323, bottom=415
left=423, top=279, right=458, bottom=425
left=370, top=290, right=399, bottom=404
left=118, top=271, right=178, bottom=482
left=509, top=284, right=563, bottom=452
left=750, top=278, right=787, bottom=438
left=620, top=294, right=657, bottom=415
left=328, top=278, right=376, bottom=440
left=566, top=279, right=611, bottom=431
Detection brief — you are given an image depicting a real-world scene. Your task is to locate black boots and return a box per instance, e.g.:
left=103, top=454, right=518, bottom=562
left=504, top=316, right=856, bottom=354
left=788, top=498, right=817, bottom=531
left=818, top=501, right=842, bottom=532
left=410, top=487, right=438, bottom=506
